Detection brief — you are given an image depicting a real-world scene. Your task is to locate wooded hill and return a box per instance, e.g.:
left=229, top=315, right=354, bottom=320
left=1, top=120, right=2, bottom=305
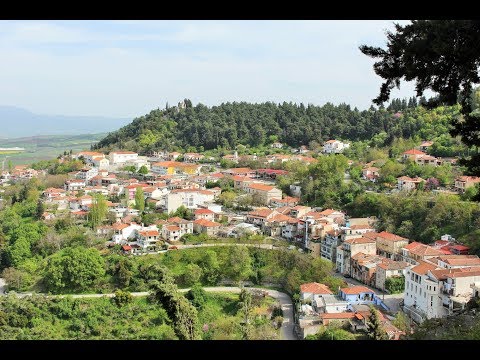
left=93, top=98, right=461, bottom=154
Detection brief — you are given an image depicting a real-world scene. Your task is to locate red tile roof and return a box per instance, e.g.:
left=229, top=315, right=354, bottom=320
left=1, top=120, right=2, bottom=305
left=195, top=208, right=215, bottom=215
left=377, top=231, right=409, bottom=242
left=248, top=208, right=275, bottom=218
left=411, top=261, right=438, bottom=275
left=165, top=225, right=181, bottom=232
left=248, top=183, right=275, bottom=191
left=300, top=282, right=333, bottom=295
left=194, top=219, right=221, bottom=227
left=139, top=230, right=159, bottom=237
left=340, top=286, right=375, bottom=295
left=344, top=237, right=376, bottom=245
left=403, top=149, right=425, bottom=156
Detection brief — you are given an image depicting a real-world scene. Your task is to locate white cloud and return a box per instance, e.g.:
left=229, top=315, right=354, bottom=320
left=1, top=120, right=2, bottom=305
left=0, top=20, right=419, bottom=119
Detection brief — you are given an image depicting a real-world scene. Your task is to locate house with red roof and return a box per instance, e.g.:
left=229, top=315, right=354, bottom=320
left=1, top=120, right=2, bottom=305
left=193, top=218, right=222, bottom=236
left=194, top=208, right=215, bottom=221
left=270, top=196, right=299, bottom=208
left=454, top=176, right=480, bottom=193
left=136, top=229, right=161, bottom=251
left=402, top=148, right=426, bottom=161
left=375, top=259, right=411, bottom=291
left=300, top=282, right=333, bottom=302
left=404, top=259, right=480, bottom=322
left=397, top=176, right=425, bottom=191
left=336, top=236, right=377, bottom=275
left=162, top=225, right=182, bottom=242
left=339, top=286, right=376, bottom=304
left=401, top=242, right=445, bottom=264
left=362, top=166, right=380, bottom=182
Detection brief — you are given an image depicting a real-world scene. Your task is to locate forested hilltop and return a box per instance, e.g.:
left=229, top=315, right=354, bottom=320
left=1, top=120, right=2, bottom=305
left=93, top=98, right=463, bottom=154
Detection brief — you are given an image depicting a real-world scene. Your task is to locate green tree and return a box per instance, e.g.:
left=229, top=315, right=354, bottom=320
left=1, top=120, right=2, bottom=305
left=185, top=283, right=208, bottom=309
left=43, top=247, right=106, bottom=293
left=1, top=267, right=34, bottom=292
left=149, top=266, right=201, bottom=340
left=138, top=165, right=149, bottom=175
left=392, top=311, right=409, bottom=333
left=385, top=276, right=405, bottom=294
left=218, top=191, right=236, bottom=208
left=134, top=187, right=145, bottom=213
left=88, top=193, right=108, bottom=229
left=360, top=20, right=480, bottom=178
left=113, top=289, right=133, bottom=307
left=123, top=165, right=137, bottom=174
left=35, top=199, right=45, bottom=220
left=307, top=327, right=356, bottom=340
left=238, top=288, right=253, bottom=340
left=225, top=246, right=252, bottom=284
left=367, top=306, right=388, bottom=340
left=183, top=263, right=203, bottom=287
left=199, top=250, right=220, bottom=285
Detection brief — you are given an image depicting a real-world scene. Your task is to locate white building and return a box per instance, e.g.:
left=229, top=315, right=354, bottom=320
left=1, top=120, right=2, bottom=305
left=92, top=156, right=110, bottom=169
left=109, top=151, right=138, bottom=165
left=64, top=179, right=86, bottom=191
left=111, top=223, right=142, bottom=243
left=403, top=260, right=480, bottom=323
left=76, top=167, right=99, bottom=181
left=323, top=140, right=350, bottom=154
left=165, top=189, right=215, bottom=214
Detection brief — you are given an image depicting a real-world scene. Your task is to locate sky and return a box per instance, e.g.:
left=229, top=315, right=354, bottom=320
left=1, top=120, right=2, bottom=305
left=0, top=20, right=418, bottom=119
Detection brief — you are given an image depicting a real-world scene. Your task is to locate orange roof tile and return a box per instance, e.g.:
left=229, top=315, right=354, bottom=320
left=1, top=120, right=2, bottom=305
left=165, top=225, right=181, bottom=232
left=377, top=231, right=409, bottom=242
left=300, top=282, right=333, bottom=295
left=340, top=286, right=375, bottom=295
left=403, top=149, right=425, bottom=155
left=139, top=230, right=159, bottom=237
left=411, top=261, right=438, bottom=275
left=248, top=183, right=275, bottom=191
left=195, top=208, right=215, bottom=215
left=194, top=219, right=221, bottom=227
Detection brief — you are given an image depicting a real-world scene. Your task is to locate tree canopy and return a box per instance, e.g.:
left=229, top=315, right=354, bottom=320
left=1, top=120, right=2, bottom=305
left=360, top=20, right=480, bottom=175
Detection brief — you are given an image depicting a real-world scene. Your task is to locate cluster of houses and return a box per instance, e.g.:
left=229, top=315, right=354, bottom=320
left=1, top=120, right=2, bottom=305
left=37, top=148, right=323, bottom=254
left=297, top=282, right=404, bottom=339
left=0, top=165, right=45, bottom=184
left=358, top=141, right=479, bottom=193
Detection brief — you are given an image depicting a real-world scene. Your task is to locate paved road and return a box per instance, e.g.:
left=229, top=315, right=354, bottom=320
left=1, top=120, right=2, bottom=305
left=5, top=286, right=297, bottom=340
left=176, top=243, right=275, bottom=250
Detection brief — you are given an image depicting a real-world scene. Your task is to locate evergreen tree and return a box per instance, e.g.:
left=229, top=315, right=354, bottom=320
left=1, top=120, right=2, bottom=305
left=35, top=199, right=45, bottom=220
left=134, top=187, right=145, bottom=213
left=88, top=193, right=108, bottom=229
left=367, top=306, right=389, bottom=340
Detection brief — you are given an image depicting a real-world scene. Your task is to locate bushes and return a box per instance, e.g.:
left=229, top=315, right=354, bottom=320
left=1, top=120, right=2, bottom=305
left=385, top=276, right=405, bottom=294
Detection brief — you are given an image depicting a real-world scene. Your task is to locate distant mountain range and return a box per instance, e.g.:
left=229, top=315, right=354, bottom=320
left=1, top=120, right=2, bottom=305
left=0, top=105, right=132, bottom=138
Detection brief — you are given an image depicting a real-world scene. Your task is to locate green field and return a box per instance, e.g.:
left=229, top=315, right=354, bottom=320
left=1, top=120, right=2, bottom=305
left=0, top=133, right=106, bottom=165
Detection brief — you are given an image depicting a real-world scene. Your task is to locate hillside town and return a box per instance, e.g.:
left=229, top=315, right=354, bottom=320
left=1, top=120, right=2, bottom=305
left=2, top=137, right=479, bottom=340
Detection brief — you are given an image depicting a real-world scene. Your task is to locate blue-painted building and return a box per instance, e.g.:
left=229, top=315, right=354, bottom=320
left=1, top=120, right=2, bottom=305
left=339, top=286, right=389, bottom=311
left=339, top=286, right=376, bottom=305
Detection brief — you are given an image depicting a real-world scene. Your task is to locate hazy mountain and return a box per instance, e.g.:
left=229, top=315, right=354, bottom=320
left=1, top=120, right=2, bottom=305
left=0, top=105, right=132, bottom=138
